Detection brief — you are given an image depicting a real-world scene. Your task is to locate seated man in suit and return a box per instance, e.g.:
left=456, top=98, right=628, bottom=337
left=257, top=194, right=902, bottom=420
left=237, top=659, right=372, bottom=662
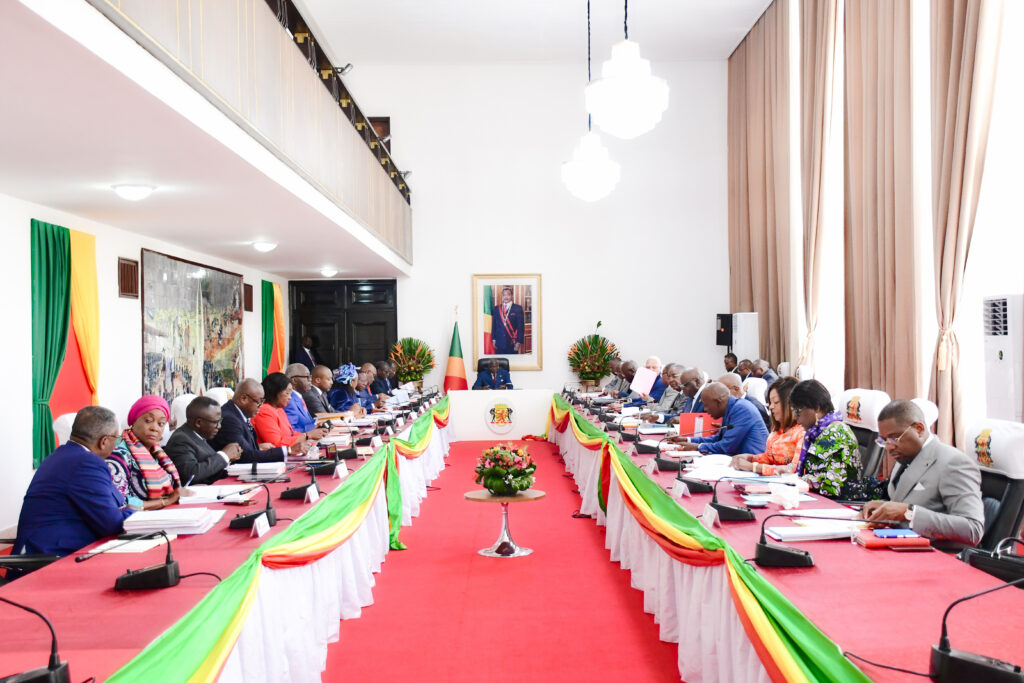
left=736, top=359, right=752, bottom=380
left=860, top=400, right=984, bottom=547
left=659, top=367, right=709, bottom=424
left=212, top=378, right=307, bottom=462
left=644, top=363, right=682, bottom=414
left=355, top=371, right=382, bottom=411
left=370, top=361, right=395, bottom=397
left=302, top=365, right=335, bottom=416
left=473, top=359, right=513, bottom=390
left=283, top=363, right=319, bottom=434
left=724, top=352, right=738, bottom=373
left=14, top=406, right=134, bottom=556
left=719, top=373, right=770, bottom=429
left=602, top=358, right=625, bottom=395
left=609, top=361, right=641, bottom=410
left=165, top=396, right=242, bottom=486
left=750, top=360, right=779, bottom=388
left=642, top=356, right=668, bottom=402
left=669, top=382, right=769, bottom=455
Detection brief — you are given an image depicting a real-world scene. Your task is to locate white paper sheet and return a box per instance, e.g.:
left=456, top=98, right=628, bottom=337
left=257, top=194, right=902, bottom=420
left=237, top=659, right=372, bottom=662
left=630, top=367, right=658, bottom=396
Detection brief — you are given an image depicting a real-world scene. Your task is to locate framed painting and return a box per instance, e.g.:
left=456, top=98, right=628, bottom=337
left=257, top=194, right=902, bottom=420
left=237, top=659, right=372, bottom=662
left=472, top=273, right=542, bottom=371
left=141, top=249, right=244, bottom=402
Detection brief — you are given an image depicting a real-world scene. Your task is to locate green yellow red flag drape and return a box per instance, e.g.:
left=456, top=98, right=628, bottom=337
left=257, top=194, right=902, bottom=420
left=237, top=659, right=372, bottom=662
left=546, top=395, right=870, bottom=683
left=443, top=322, right=468, bottom=393
left=482, top=285, right=495, bottom=354
left=261, top=280, right=286, bottom=376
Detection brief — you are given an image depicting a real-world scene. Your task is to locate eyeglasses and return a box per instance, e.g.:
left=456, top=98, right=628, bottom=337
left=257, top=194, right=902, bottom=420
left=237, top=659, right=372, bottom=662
left=875, top=424, right=914, bottom=448
left=197, top=417, right=222, bottom=426
left=792, top=407, right=804, bottom=417
left=682, top=380, right=696, bottom=388
left=242, top=393, right=264, bottom=406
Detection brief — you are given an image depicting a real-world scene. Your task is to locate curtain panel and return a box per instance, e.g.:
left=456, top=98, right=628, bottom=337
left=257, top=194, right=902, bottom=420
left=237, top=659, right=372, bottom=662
left=727, top=0, right=797, bottom=365
left=30, top=219, right=71, bottom=467
left=261, top=280, right=275, bottom=376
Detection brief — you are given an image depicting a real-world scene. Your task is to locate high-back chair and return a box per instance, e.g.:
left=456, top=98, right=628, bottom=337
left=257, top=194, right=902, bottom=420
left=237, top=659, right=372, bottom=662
left=169, top=393, right=198, bottom=431
left=911, top=397, right=939, bottom=432
left=839, top=388, right=891, bottom=479
left=742, top=377, right=768, bottom=406
left=52, top=413, right=76, bottom=447
left=795, top=365, right=814, bottom=380
left=963, top=419, right=1024, bottom=551
left=205, top=386, right=234, bottom=406
left=776, top=361, right=791, bottom=377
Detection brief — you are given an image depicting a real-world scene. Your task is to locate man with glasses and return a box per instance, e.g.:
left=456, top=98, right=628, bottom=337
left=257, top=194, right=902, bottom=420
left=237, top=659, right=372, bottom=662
left=14, top=406, right=134, bottom=557
left=859, top=400, right=984, bottom=548
left=283, top=363, right=325, bottom=436
left=659, top=367, right=708, bottom=425
left=165, top=396, right=242, bottom=486
left=212, top=378, right=307, bottom=463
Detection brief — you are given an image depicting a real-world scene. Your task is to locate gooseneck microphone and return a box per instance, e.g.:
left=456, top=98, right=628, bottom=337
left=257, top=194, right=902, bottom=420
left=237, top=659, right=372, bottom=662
left=76, top=530, right=179, bottom=590
left=709, top=474, right=759, bottom=521
left=930, top=576, right=1024, bottom=682
left=281, top=464, right=322, bottom=500
left=0, top=596, right=70, bottom=683
left=224, top=482, right=277, bottom=529
left=752, top=512, right=866, bottom=568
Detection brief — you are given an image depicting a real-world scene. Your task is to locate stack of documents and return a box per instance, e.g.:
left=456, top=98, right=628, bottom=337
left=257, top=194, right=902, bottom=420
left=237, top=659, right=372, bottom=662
left=226, top=462, right=285, bottom=477
left=637, top=424, right=671, bottom=435
left=124, top=508, right=225, bottom=535
left=766, top=517, right=866, bottom=542
left=178, top=485, right=258, bottom=505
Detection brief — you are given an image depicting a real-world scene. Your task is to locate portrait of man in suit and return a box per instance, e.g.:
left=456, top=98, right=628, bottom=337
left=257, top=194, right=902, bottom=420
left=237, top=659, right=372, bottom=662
left=492, top=286, right=526, bottom=354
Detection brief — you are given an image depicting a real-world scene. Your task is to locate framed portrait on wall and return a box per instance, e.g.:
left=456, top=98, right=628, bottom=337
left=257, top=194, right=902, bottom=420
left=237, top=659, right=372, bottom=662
left=472, top=273, right=542, bottom=371
left=141, top=249, right=244, bottom=402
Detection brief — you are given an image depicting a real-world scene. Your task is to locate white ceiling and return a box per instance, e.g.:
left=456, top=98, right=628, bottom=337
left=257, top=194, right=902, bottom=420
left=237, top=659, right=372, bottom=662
left=294, top=0, right=772, bottom=66
left=1, top=1, right=408, bottom=280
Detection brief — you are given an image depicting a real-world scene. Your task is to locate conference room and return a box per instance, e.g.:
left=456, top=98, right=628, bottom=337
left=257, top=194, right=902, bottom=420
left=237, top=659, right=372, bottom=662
left=1, top=0, right=1023, bottom=681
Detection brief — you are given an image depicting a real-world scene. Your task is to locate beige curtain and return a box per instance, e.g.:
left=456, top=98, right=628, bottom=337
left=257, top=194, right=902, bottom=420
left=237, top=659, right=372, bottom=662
left=797, top=0, right=841, bottom=367
left=844, top=0, right=920, bottom=406
left=728, top=0, right=795, bottom=365
left=929, top=0, right=1004, bottom=446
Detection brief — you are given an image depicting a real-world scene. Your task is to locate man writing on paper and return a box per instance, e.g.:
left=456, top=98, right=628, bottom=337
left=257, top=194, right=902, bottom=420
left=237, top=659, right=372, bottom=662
left=667, top=382, right=768, bottom=455
left=492, top=286, right=525, bottom=354
left=213, top=378, right=308, bottom=462
left=164, top=396, right=242, bottom=486
left=859, top=400, right=984, bottom=547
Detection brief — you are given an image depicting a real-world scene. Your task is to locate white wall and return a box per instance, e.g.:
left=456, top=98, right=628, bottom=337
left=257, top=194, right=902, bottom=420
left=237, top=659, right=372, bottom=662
left=345, top=61, right=730, bottom=389
left=0, top=192, right=288, bottom=529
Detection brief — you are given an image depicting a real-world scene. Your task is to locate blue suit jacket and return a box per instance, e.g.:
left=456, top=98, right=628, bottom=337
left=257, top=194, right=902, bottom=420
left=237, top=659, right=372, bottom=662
left=284, top=390, right=316, bottom=433
left=211, top=401, right=284, bottom=463
left=356, top=387, right=376, bottom=410
left=15, top=441, right=133, bottom=556
left=649, top=376, right=667, bottom=401
left=492, top=303, right=525, bottom=353
left=370, top=377, right=393, bottom=395
left=473, top=369, right=513, bottom=390
left=690, top=396, right=769, bottom=455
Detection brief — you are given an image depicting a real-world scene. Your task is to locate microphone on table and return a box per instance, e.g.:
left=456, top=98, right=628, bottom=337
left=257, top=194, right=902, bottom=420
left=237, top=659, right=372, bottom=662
left=753, top=511, right=872, bottom=568
left=930, top=576, right=1024, bottom=682
left=0, top=596, right=70, bottom=683
left=664, top=425, right=734, bottom=493
left=710, top=473, right=759, bottom=521
left=224, top=482, right=277, bottom=529
left=281, top=462, right=323, bottom=500
left=76, top=530, right=179, bottom=590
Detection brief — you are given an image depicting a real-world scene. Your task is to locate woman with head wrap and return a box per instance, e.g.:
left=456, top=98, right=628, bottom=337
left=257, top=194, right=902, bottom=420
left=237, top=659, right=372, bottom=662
left=327, top=363, right=366, bottom=416
left=107, top=395, right=181, bottom=510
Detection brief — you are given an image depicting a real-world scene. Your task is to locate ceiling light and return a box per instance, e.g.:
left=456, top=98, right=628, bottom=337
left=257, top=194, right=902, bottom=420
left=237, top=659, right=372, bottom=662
left=562, top=132, right=621, bottom=202
left=584, top=2, right=668, bottom=140
left=320, top=266, right=338, bottom=278
left=252, top=241, right=277, bottom=253
left=112, top=184, right=155, bottom=201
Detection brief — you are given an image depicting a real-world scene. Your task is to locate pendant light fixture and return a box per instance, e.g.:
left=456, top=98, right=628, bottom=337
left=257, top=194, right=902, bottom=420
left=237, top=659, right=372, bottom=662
left=584, top=0, right=669, bottom=140
left=562, top=0, right=620, bottom=202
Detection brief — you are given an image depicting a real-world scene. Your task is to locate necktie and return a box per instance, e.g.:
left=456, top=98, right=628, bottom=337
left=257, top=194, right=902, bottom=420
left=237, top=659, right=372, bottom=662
left=891, top=461, right=909, bottom=492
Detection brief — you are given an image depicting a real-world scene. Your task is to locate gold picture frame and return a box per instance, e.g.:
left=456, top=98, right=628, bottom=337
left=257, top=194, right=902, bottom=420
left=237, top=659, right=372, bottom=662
left=472, top=273, right=542, bottom=371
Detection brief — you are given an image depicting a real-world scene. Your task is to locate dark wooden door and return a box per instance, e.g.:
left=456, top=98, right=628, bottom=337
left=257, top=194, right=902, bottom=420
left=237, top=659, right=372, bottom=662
left=289, top=280, right=396, bottom=369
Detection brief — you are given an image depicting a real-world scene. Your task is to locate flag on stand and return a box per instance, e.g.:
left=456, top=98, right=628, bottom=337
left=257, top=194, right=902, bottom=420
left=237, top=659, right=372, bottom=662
left=443, top=322, right=468, bottom=393
left=482, top=285, right=496, bottom=354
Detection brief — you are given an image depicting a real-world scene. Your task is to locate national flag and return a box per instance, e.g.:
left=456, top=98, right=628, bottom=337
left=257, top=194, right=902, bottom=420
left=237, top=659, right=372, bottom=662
left=443, top=322, right=469, bottom=393
left=482, top=285, right=496, bottom=354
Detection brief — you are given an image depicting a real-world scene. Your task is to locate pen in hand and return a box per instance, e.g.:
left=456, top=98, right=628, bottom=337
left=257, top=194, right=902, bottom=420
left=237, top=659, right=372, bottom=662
left=184, top=475, right=195, bottom=488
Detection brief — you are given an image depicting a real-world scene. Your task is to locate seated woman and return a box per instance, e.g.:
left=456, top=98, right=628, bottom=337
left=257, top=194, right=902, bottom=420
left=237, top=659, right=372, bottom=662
left=107, top=396, right=181, bottom=511
left=327, top=363, right=365, bottom=416
left=731, top=377, right=804, bottom=475
left=252, top=372, right=324, bottom=447
left=788, top=379, right=861, bottom=498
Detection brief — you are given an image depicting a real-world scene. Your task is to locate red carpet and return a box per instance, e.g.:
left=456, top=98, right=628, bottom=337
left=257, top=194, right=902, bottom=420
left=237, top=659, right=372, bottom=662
left=323, top=440, right=679, bottom=682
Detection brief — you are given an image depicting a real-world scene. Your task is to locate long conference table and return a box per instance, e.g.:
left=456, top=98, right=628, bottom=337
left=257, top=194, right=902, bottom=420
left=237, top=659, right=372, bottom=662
left=0, top=390, right=1022, bottom=682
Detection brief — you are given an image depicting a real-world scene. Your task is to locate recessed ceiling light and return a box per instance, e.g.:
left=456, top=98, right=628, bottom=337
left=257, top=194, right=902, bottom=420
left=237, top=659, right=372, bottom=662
left=112, top=184, right=155, bottom=201
left=252, top=241, right=277, bottom=253
left=320, top=266, right=338, bottom=278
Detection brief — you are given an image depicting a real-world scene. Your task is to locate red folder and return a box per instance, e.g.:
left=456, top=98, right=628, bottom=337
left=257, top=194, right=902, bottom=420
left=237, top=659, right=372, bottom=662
left=676, top=413, right=717, bottom=439
left=856, top=529, right=932, bottom=549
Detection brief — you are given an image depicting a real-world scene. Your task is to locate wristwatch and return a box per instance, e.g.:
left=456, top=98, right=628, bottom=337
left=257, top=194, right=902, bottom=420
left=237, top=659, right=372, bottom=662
left=904, top=504, right=915, bottom=523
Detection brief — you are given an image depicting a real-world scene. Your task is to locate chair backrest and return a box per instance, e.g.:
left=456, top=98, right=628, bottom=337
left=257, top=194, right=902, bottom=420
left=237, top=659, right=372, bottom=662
left=476, top=358, right=510, bottom=373
left=205, top=387, right=234, bottom=405
left=911, top=397, right=939, bottom=430
left=776, top=361, right=791, bottom=377
left=742, top=377, right=768, bottom=406
left=169, top=393, right=198, bottom=431
left=964, top=419, right=1024, bottom=550
left=52, top=413, right=77, bottom=447
left=840, top=388, right=891, bottom=479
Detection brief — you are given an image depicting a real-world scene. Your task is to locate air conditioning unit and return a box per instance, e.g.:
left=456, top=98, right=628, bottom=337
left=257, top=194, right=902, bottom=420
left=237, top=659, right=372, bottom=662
left=731, top=312, right=759, bottom=362
left=983, top=295, right=1023, bottom=422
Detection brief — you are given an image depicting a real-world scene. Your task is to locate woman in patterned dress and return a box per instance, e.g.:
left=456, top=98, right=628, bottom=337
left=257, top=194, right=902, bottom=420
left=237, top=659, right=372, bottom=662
left=731, top=377, right=805, bottom=475
left=788, top=379, right=861, bottom=498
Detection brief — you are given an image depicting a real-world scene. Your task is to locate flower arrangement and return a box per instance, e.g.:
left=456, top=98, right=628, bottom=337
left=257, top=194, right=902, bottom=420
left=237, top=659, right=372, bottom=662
left=474, top=443, right=537, bottom=496
left=567, top=321, right=618, bottom=381
left=389, top=337, right=435, bottom=383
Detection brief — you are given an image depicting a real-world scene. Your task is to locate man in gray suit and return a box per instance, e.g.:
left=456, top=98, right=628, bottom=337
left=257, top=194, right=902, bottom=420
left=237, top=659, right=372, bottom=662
left=302, top=365, right=334, bottom=416
left=860, top=400, right=984, bottom=548
left=165, top=396, right=242, bottom=486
